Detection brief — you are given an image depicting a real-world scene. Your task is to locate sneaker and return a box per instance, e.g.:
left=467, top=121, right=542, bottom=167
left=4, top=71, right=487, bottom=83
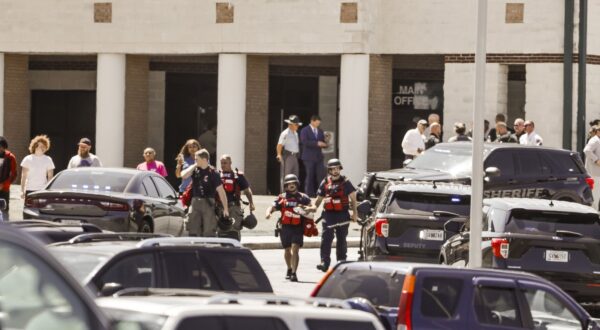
left=290, top=273, right=298, bottom=282
left=316, top=262, right=329, bottom=272
left=285, top=269, right=292, bottom=280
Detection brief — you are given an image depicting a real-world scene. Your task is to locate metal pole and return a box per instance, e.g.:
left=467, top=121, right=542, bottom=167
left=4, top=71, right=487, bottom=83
left=577, top=0, right=587, bottom=154
left=469, top=0, right=487, bottom=269
left=563, top=0, right=574, bottom=150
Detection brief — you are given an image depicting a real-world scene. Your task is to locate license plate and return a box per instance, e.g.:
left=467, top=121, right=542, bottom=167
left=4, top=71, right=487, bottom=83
left=419, top=230, right=444, bottom=241
left=545, top=250, right=569, bottom=262
left=59, top=219, right=81, bottom=225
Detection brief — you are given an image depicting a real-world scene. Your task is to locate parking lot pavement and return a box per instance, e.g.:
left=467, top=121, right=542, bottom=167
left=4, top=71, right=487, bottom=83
left=253, top=248, right=359, bottom=297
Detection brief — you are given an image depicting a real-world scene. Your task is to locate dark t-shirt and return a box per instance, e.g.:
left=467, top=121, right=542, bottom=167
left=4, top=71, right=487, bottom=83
left=317, top=176, right=356, bottom=220
left=191, top=166, right=222, bottom=198
left=220, top=170, right=250, bottom=203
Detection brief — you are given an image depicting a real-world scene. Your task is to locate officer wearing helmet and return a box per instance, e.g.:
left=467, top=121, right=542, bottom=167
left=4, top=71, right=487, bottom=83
left=265, top=174, right=313, bottom=282
left=309, top=158, right=358, bottom=272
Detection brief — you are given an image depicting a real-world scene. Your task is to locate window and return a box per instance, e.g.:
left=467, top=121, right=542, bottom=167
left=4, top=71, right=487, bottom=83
left=161, top=251, right=219, bottom=290
left=507, top=210, right=600, bottom=239
left=516, top=152, right=542, bottom=176
left=0, top=242, right=91, bottom=329
left=207, top=250, right=273, bottom=292
left=305, top=319, right=376, bottom=330
left=49, top=170, right=133, bottom=192
left=475, top=287, right=522, bottom=328
left=97, top=253, right=155, bottom=290
left=386, top=191, right=470, bottom=216
left=142, top=177, right=159, bottom=198
left=176, top=316, right=289, bottom=330
left=523, top=288, right=581, bottom=330
left=546, top=152, right=584, bottom=174
left=485, top=150, right=515, bottom=176
left=152, top=177, right=177, bottom=199
left=420, top=277, right=463, bottom=319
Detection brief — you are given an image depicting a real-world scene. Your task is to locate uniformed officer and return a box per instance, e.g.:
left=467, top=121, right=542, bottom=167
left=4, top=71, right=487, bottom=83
left=181, top=149, right=229, bottom=237
left=265, top=174, right=313, bottom=282
left=311, top=159, right=358, bottom=272
left=217, top=154, right=255, bottom=240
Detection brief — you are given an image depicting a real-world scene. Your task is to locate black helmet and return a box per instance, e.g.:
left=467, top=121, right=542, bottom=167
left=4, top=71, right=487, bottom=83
left=283, top=174, right=300, bottom=185
left=217, top=215, right=234, bottom=232
left=242, top=213, right=258, bottom=229
left=327, top=158, right=343, bottom=170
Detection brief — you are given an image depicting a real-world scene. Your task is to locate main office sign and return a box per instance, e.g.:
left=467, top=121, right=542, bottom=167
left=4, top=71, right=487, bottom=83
left=392, top=80, right=444, bottom=111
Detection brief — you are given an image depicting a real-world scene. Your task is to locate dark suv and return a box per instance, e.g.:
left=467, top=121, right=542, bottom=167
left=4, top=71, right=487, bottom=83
left=441, top=198, right=600, bottom=303
left=360, top=181, right=470, bottom=262
left=359, top=143, right=593, bottom=207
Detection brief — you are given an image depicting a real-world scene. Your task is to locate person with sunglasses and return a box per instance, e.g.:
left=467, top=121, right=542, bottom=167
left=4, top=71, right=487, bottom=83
left=519, top=120, right=543, bottom=146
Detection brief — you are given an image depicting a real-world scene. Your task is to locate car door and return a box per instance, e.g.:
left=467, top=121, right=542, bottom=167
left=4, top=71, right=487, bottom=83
left=141, top=176, right=170, bottom=233
left=471, top=277, right=529, bottom=329
left=483, top=149, right=519, bottom=198
left=152, top=176, right=185, bottom=236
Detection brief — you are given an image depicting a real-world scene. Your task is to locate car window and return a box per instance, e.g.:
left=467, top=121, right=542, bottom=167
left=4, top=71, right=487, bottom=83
left=522, top=288, right=581, bottom=330
left=515, top=152, right=543, bottom=176
left=50, top=249, right=109, bottom=283
left=152, top=177, right=177, bottom=199
left=49, top=170, right=133, bottom=192
left=420, top=277, right=463, bottom=319
left=385, top=191, right=470, bottom=216
left=161, top=251, right=220, bottom=290
left=315, top=267, right=404, bottom=307
left=142, top=177, right=159, bottom=198
left=546, top=152, right=584, bottom=175
left=0, top=241, right=92, bottom=330
left=176, top=316, right=289, bottom=330
left=96, top=253, right=155, bottom=290
left=475, top=286, right=522, bottom=328
left=484, top=150, right=515, bottom=176
left=305, top=319, right=376, bottom=330
left=407, top=145, right=475, bottom=175
left=507, top=209, right=600, bottom=238
left=206, top=250, right=273, bottom=293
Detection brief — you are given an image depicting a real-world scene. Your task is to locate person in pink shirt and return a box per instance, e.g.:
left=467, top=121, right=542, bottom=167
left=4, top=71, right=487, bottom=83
left=137, top=147, right=168, bottom=177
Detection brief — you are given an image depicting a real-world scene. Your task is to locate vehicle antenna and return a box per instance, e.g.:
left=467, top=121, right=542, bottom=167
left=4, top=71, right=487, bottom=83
left=549, top=200, right=554, bottom=207
left=432, top=180, right=437, bottom=189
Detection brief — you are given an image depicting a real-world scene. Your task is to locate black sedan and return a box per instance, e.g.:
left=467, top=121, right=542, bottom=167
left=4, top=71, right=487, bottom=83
left=23, top=167, right=185, bottom=235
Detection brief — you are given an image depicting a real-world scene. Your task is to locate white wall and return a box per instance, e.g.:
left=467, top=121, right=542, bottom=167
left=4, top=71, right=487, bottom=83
left=525, top=63, right=563, bottom=148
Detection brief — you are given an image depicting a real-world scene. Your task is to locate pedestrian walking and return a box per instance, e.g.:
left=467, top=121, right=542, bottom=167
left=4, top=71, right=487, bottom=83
left=67, top=138, right=102, bottom=168
left=137, top=147, right=167, bottom=177
left=300, top=115, right=327, bottom=197
left=494, top=122, right=518, bottom=143
left=175, top=139, right=201, bottom=194
left=217, top=154, right=256, bottom=241
left=265, top=174, right=313, bottom=282
left=425, top=122, right=442, bottom=149
left=276, top=115, right=302, bottom=178
left=519, top=121, right=543, bottom=146
left=0, top=136, right=17, bottom=220
left=401, top=119, right=427, bottom=160
left=181, top=149, right=229, bottom=237
left=310, top=159, right=358, bottom=272
left=448, top=122, right=472, bottom=142
left=584, top=125, right=600, bottom=208
left=512, top=118, right=526, bottom=141
left=20, top=135, right=55, bottom=199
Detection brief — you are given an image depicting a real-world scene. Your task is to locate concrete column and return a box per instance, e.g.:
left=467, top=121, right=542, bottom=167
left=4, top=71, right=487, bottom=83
left=0, top=53, right=4, bottom=136
left=526, top=63, right=563, bottom=148
left=217, top=54, right=247, bottom=170
left=96, top=54, right=126, bottom=167
left=339, top=54, right=369, bottom=184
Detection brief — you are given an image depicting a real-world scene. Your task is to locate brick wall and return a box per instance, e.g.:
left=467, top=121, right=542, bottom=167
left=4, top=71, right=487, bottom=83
left=124, top=55, right=149, bottom=168
left=244, top=56, right=269, bottom=194
left=367, top=55, right=392, bottom=172
left=4, top=54, right=30, bottom=171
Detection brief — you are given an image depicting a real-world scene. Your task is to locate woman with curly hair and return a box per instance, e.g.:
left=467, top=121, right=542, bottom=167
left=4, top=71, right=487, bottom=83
left=175, top=139, right=201, bottom=193
left=20, top=135, right=55, bottom=198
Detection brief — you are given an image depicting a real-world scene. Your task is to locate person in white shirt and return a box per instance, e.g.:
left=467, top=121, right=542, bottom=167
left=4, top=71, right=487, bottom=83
left=584, top=125, right=600, bottom=207
left=519, top=121, right=543, bottom=146
left=401, top=119, right=427, bottom=160
left=20, top=135, right=55, bottom=198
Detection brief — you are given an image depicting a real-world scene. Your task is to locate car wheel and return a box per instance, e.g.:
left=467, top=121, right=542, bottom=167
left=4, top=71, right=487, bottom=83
left=138, top=219, right=153, bottom=233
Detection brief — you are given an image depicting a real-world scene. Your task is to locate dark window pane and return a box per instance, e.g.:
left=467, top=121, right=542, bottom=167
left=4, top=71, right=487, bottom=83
left=161, top=251, right=219, bottom=290
left=515, top=152, right=542, bottom=176
left=386, top=191, right=470, bottom=216
left=484, top=151, right=515, bottom=176
left=97, top=253, right=154, bottom=290
left=49, top=170, right=133, bottom=192
left=420, top=277, right=463, bottom=319
left=475, top=287, right=522, bottom=328
left=546, top=152, right=583, bottom=174
left=152, top=177, right=177, bottom=199
left=315, top=268, right=404, bottom=307
left=206, top=250, right=272, bottom=292
left=143, top=178, right=159, bottom=198
left=176, top=316, right=222, bottom=330
left=306, top=319, right=375, bottom=330
left=507, top=210, right=600, bottom=238
left=176, top=316, right=289, bottom=330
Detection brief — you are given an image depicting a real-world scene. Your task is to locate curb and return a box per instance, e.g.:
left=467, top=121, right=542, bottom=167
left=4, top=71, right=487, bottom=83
left=242, top=237, right=360, bottom=250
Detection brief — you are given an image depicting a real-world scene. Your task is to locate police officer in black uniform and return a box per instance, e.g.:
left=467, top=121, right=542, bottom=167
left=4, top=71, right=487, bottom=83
left=181, top=149, right=229, bottom=237
left=265, top=174, right=313, bottom=282
left=217, top=154, right=255, bottom=240
left=311, top=159, right=358, bottom=272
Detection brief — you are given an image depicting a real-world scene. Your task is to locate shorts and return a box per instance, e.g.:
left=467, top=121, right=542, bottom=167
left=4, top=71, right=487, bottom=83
left=280, top=224, right=304, bottom=248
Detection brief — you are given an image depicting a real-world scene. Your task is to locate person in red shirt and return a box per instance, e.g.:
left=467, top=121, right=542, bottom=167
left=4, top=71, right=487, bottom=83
left=0, top=137, right=18, bottom=220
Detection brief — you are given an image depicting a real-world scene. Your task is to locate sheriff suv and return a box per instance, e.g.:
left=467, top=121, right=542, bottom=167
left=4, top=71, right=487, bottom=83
left=358, top=143, right=594, bottom=207
left=441, top=198, right=600, bottom=303
left=360, top=181, right=470, bottom=262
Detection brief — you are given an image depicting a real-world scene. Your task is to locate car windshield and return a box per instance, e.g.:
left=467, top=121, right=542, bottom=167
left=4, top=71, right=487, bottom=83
left=386, top=191, right=470, bottom=216
left=507, top=210, right=600, bottom=238
left=406, top=145, right=475, bottom=175
left=50, top=249, right=109, bottom=282
left=48, top=170, right=134, bottom=193
left=316, top=267, right=404, bottom=308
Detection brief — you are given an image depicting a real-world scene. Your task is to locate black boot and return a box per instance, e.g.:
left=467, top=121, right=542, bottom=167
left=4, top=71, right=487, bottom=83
left=290, top=273, right=298, bottom=282
left=316, top=262, right=329, bottom=272
left=285, top=269, right=292, bottom=280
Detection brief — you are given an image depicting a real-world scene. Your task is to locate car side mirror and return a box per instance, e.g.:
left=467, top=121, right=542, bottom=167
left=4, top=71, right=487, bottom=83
left=100, top=282, right=124, bottom=297
left=484, top=167, right=501, bottom=177
left=357, top=200, right=372, bottom=217
left=444, top=218, right=466, bottom=233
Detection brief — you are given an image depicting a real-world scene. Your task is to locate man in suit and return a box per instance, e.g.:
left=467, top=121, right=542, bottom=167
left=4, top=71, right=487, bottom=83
left=300, top=115, right=328, bottom=197
left=584, top=125, right=600, bottom=208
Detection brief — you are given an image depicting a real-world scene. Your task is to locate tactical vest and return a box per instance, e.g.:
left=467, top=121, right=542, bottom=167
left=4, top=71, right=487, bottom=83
left=323, top=176, right=349, bottom=212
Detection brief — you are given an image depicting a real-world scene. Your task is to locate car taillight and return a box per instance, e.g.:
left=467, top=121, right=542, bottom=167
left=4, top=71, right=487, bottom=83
left=586, top=177, right=595, bottom=190
left=491, top=238, right=510, bottom=259
left=375, top=218, right=389, bottom=237
left=310, top=267, right=335, bottom=297
left=99, top=201, right=129, bottom=212
left=25, top=198, right=48, bottom=208
left=397, top=274, right=415, bottom=330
